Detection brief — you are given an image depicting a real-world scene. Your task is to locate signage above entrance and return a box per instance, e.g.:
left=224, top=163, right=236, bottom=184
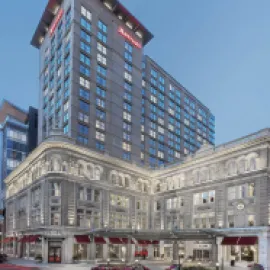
left=118, top=27, right=142, bottom=49
left=49, top=8, right=64, bottom=36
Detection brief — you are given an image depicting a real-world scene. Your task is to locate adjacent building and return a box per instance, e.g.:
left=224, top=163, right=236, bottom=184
left=3, top=128, right=270, bottom=266
left=31, top=0, right=215, bottom=168
left=0, top=100, right=38, bottom=215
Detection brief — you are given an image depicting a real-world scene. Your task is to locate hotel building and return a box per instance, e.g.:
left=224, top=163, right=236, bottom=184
left=31, top=0, right=215, bottom=168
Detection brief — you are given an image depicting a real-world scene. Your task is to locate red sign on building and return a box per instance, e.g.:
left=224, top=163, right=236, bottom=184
left=118, top=27, right=142, bottom=49
left=49, top=8, right=64, bottom=36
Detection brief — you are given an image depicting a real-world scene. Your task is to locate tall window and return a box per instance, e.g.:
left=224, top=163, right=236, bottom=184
left=51, top=182, right=61, bottom=197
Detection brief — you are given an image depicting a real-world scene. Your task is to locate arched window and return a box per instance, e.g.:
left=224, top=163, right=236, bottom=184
left=250, top=158, right=257, bottom=171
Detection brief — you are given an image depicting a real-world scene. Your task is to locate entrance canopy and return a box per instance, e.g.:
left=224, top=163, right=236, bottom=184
left=85, top=228, right=226, bottom=242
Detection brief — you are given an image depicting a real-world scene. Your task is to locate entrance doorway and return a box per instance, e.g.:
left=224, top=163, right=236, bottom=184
left=48, top=242, right=62, bottom=263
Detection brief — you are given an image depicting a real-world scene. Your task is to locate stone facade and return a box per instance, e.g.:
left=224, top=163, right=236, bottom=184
left=4, top=129, right=270, bottom=267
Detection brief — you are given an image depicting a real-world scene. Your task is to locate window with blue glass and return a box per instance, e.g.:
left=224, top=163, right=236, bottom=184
left=158, top=101, right=164, bottom=109
left=141, top=88, right=145, bottom=96
left=158, top=92, right=165, bottom=101
left=159, top=84, right=165, bottom=92
left=168, top=117, right=174, bottom=124
left=125, top=42, right=133, bottom=53
left=65, top=42, right=71, bottom=55
left=175, top=144, right=181, bottom=151
left=80, top=18, right=91, bottom=31
left=169, top=92, right=174, bottom=100
left=96, top=141, right=105, bottom=151
left=149, top=147, right=156, bottom=155
left=123, top=152, right=131, bottom=161
left=150, top=77, right=157, bottom=87
left=159, top=76, right=165, bottom=84
left=98, top=20, right=107, bottom=33
left=150, top=86, right=157, bottom=95
left=125, top=62, right=132, bottom=72
left=124, top=82, right=132, bottom=92
left=97, top=65, right=107, bottom=77
left=149, top=139, right=156, bottom=147
left=79, top=100, right=90, bottom=112
left=158, top=143, right=165, bottom=151
left=97, top=32, right=107, bottom=43
left=151, top=69, right=157, bottom=78
left=78, top=136, right=88, bottom=145
left=63, top=124, right=69, bottom=134
left=124, top=92, right=132, bottom=102
left=64, top=89, right=69, bottom=99
left=80, top=30, right=91, bottom=43
left=64, top=112, right=69, bottom=123
left=150, top=113, right=157, bottom=121
left=78, top=123, right=89, bottom=135
left=158, top=134, right=164, bottom=142
left=123, top=102, right=132, bottom=112
left=97, top=75, right=106, bottom=87
left=175, top=128, right=181, bottom=135
left=79, top=88, right=90, bottom=100
left=80, top=41, right=90, bottom=54
left=124, top=51, right=132, bottom=62
left=80, top=53, right=90, bottom=66
left=80, top=65, right=90, bottom=76
left=64, top=66, right=70, bottom=77
left=96, top=87, right=106, bottom=98
left=123, top=122, right=131, bottom=132
left=150, top=104, right=157, bottom=112
left=96, top=109, right=106, bottom=120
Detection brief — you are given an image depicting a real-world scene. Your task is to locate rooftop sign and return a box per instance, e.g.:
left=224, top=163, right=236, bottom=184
left=118, top=27, right=142, bottom=49
left=49, top=8, right=64, bottom=36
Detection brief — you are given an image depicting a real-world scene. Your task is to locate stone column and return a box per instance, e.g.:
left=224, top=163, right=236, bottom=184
left=88, top=240, right=96, bottom=261
left=13, top=238, right=16, bottom=257
left=126, top=238, right=135, bottom=263
left=172, top=241, right=179, bottom=262
left=42, top=237, right=48, bottom=263
left=160, top=241, right=165, bottom=259
left=26, top=243, right=30, bottom=259
left=148, top=245, right=154, bottom=260
left=63, top=236, right=74, bottom=263
left=211, top=238, right=218, bottom=266
left=103, top=243, right=109, bottom=261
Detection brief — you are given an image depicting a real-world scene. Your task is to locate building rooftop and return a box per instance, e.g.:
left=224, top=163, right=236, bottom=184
left=0, top=100, right=28, bottom=124
left=31, top=0, right=154, bottom=49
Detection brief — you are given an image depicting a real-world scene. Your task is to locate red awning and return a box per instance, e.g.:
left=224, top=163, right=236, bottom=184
left=18, top=236, right=30, bottom=243
left=152, top=240, right=160, bottom=245
left=109, top=238, right=123, bottom=244
left=29, top=235, right=41, bottom=243
left=75, top=235, right=90, bottom=244
left=3, top=237, right=14, bottom=243
left=137, top=240, right=146, bottom=245
left=137, top=240, right=152, bottom=245
left=238, top=237, right=257, bottom=246
left=221, top=237, right=257, bottom=246
left=121, top=238, right=135, bottom=244
left=95, top=237, right=106, bottom=244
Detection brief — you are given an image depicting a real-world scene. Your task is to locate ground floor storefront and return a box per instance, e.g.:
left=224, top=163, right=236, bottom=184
left=3, top=227, right=270, bottom=268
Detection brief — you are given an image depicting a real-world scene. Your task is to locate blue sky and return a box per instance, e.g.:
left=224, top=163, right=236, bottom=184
left=0, top=0, right=270, bottom=145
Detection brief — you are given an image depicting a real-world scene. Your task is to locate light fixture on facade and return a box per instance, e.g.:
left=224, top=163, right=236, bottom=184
left=135, top=31, right=143, bottom=39
left=39, top=36, right=44, bottom=45
left=126, top=21, right=133, bottom=29
left=104, top=1, right=112, bottom=10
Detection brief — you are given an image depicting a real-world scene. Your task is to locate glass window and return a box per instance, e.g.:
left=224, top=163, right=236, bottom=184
left=79, top=88, right=90, bottom=100
left=78, top=124, right=89, bottom=135
left=98, top=20, right=107, bottom=33
left=79, top=100, right=90, bottom=112
left=51, top=182, right=61, bottom=197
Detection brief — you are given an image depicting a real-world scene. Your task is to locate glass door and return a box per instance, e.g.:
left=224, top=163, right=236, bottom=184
left=48, top=247, right=61, bottom=263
